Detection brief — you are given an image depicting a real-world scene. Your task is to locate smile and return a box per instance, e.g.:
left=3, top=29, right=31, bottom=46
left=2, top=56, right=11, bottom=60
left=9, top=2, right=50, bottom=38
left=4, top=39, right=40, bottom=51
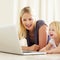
left=50, top=34, right=53, bottom=36
left=26, top=24, right=32, bottom=28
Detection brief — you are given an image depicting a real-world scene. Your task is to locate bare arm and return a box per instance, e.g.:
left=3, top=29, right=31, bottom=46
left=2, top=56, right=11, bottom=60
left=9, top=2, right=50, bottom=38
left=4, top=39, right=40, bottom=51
left=40, top=43, right=52, bottom=52
left=47, top=45, right=60, bottom=54
left=22, top=44, right=40, bottom=51
left=39, top=25, right=48, bottom=49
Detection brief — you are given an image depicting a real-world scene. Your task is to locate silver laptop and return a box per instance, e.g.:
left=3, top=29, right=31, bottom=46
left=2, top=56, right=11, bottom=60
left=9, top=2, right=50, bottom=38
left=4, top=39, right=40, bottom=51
left=0, top=25, right=46, bottom=55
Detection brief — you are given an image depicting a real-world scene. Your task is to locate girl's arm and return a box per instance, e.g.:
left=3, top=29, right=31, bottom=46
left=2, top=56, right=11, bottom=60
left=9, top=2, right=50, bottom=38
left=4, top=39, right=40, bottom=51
left=47, top=45, right=60, bottom=54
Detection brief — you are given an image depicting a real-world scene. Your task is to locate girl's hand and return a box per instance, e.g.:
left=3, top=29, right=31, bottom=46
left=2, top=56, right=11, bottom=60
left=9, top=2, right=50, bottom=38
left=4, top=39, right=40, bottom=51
left=39, top=47, right=47, bottom=52
left=46, top=47, right=60, bottom=54
left=46, top=50, right=53, bottom=54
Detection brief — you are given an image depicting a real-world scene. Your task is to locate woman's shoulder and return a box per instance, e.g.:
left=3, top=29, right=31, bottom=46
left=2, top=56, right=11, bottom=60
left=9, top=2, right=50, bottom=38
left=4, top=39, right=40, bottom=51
left=36, top=20, right=45, bottom=25
left=36, top=20, right=46, bottom=29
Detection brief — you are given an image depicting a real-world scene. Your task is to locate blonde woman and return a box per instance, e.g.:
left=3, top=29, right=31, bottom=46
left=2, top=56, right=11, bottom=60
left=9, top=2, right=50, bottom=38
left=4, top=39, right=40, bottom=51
left=40, top=21, right=60, bottom=54
left=19, top=7, right=48, bottom=51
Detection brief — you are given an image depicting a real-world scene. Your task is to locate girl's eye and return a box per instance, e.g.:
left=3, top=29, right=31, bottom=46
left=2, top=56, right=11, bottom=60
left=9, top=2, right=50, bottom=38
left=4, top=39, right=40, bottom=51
left=49, top=29, right=55, bottom=31
left=49, top=29, right=51, bottom=31
left=52, top=29, right=55, bottom=31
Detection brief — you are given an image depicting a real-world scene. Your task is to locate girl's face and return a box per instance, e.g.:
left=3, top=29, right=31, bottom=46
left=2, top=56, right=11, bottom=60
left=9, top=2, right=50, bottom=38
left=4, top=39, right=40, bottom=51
left=49, top=25, right=58, bottom=39
left=21, top=13, right=34, bottom=31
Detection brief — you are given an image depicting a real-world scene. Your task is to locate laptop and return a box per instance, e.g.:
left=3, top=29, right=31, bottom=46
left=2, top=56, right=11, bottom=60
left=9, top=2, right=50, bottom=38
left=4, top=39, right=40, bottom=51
left=0, top=25, right=46, bottom=55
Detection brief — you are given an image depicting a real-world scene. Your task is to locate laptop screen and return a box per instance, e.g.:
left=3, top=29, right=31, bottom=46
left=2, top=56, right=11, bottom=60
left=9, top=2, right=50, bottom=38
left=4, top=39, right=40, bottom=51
left=0, top=25, right=22, bottom=54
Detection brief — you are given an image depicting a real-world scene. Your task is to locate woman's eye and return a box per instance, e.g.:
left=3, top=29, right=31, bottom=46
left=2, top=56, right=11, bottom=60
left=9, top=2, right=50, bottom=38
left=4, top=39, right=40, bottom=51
left=29, top=18, right=32, bottom=20
left=23, top=19, right=26, bottom=21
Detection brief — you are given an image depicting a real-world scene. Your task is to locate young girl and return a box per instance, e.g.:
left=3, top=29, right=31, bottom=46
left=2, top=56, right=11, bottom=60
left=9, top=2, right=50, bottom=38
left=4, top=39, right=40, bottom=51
left=40, top=21, right=60, bottom=54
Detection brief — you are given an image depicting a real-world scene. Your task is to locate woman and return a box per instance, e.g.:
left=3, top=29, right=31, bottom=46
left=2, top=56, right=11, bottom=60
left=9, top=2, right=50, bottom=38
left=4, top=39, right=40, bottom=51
left=18, top=6, right=48, bottom=51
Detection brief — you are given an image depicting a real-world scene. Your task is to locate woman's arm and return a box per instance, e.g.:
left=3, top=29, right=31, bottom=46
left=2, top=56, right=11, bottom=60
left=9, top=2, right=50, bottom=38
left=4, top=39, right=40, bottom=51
left=22, top=44, right=40, bottom=51
left=40, top=43, right=52, bottom=52
left=38, top=25, right=48, bottom=49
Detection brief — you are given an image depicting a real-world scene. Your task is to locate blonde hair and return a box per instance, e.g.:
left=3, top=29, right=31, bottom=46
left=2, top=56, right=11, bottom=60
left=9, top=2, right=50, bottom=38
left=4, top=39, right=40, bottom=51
left=18, top=7, right=32, bottom=39
left=49, top=21, right=60, bottom=40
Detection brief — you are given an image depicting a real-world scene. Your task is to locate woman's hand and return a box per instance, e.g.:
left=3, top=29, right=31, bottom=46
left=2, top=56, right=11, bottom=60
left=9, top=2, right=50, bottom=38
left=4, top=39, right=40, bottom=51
left=22, top=44, right=39, bottom=51
left=29, top=44, right=40, bottom=51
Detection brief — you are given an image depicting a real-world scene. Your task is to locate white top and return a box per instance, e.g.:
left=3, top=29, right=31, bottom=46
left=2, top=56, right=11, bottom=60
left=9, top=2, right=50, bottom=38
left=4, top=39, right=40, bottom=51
left=49, top=39, right=60, bottom=49
left=19, top=38, right=27, bottom=46
left=49, top=39, right=56, bottom=48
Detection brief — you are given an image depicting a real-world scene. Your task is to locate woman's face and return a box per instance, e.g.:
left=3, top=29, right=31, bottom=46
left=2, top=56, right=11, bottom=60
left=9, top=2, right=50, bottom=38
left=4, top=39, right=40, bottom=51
left=49, top=25, right=58, bottom=39
left=21, top=13, right=34, bottom=31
